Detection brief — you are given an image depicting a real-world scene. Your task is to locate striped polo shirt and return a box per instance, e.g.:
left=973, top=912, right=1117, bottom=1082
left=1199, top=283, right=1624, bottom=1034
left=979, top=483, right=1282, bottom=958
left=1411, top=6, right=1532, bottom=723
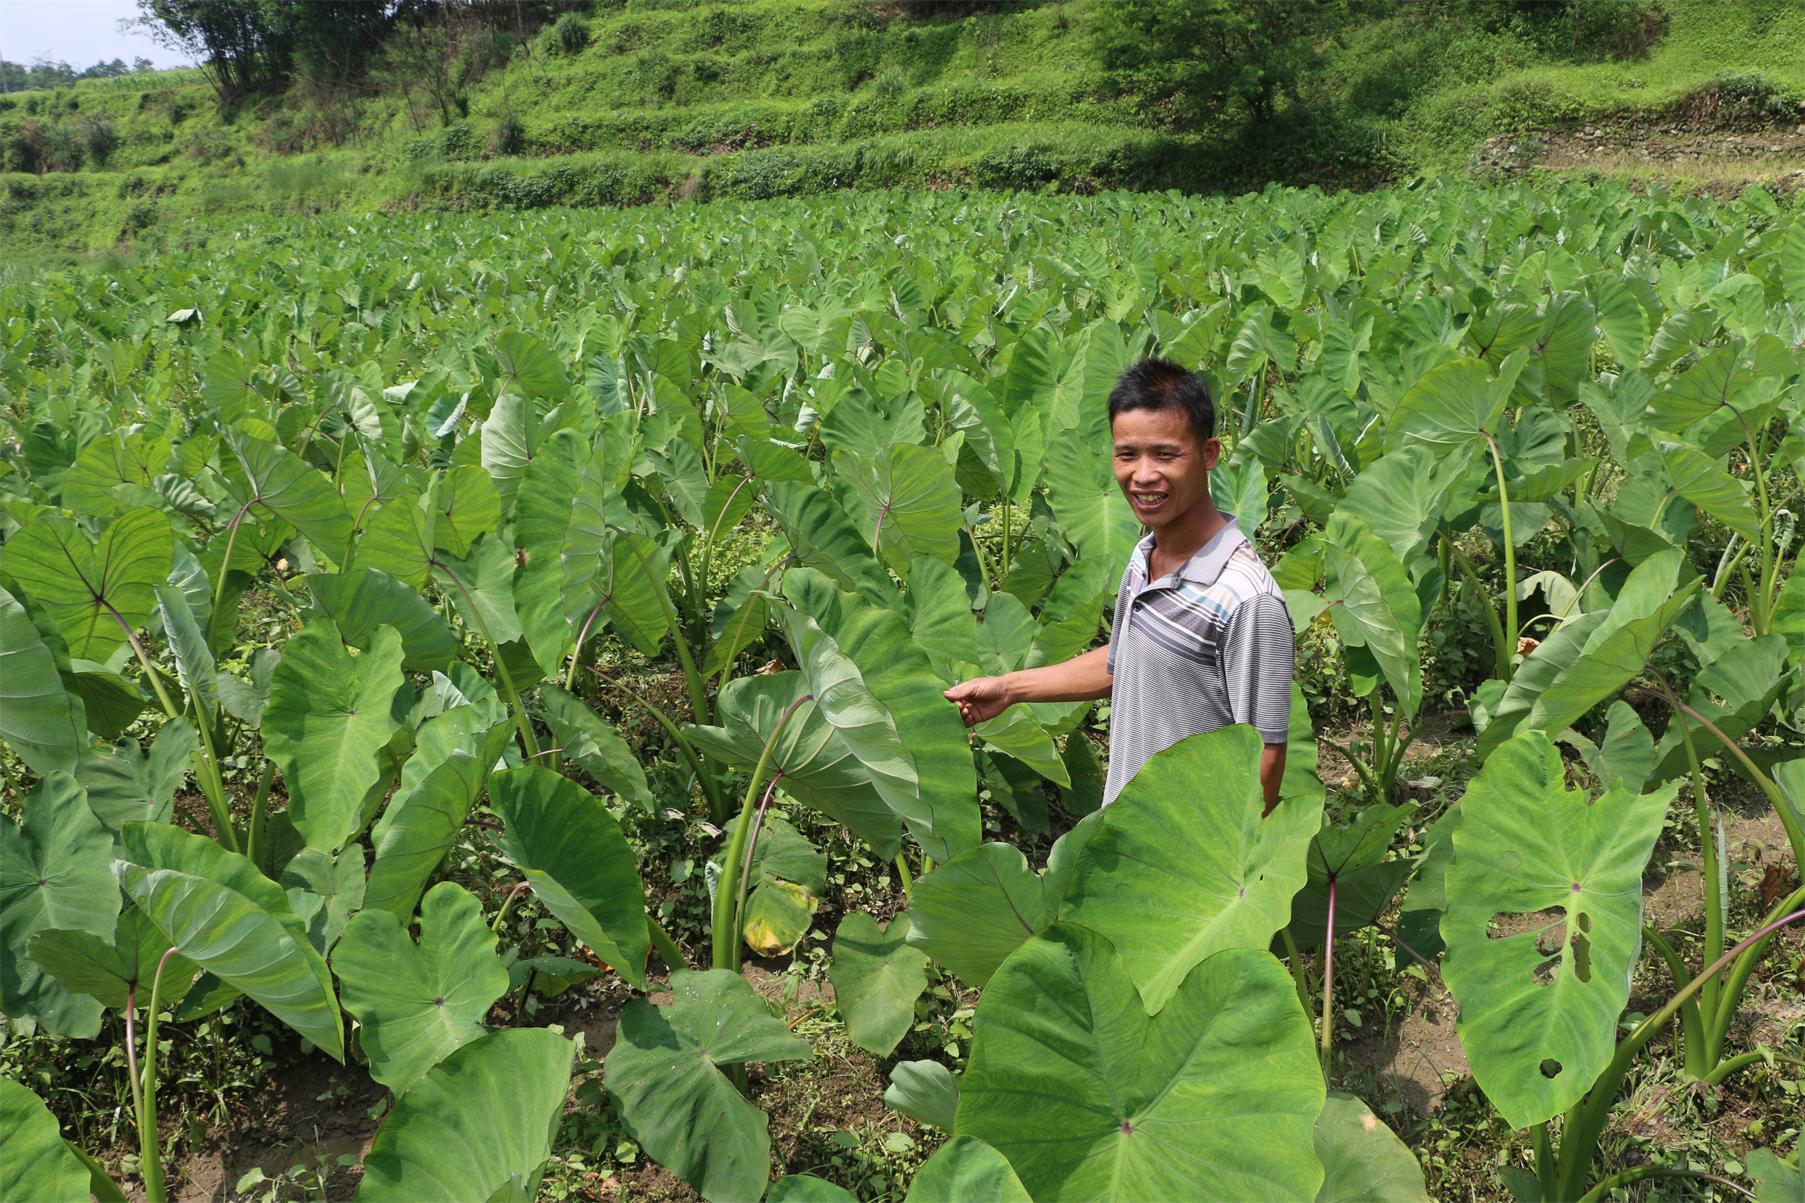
left=1102, top=514, right=1295, bottom=805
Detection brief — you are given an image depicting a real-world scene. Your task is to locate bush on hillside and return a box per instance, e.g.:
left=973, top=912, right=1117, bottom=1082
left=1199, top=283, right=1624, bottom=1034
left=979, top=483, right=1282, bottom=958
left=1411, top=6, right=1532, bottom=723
left=1676, top=73, right=1801, bottom=128
left=490, top=111, right=527, bottom=157
left=79, top=117, right=120, bottom=167
left=1451, top=0, right=1666, bottom=62
left=554, top=14, right=591, bottom=55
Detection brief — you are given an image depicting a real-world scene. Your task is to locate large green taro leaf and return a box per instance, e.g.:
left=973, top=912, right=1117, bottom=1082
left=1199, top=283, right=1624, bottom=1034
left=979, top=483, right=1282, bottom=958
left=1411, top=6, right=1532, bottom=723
left=0, top=1076, right=92, bottom=1203
left=335, top=881, right=508, bottom=1092
left=364, top=707, right=511, bottom=920
left=1658, top=439, right=1760, bottom=543
left=118, top=822, right=344, bottom=1060
left=957, top=928, right=1324, bottom=1202
left=307, top=569, right=459, bottom=672
left=514, top=429, right=613, bottom=678
left=1441, top=732, right=1676, bottom=1129
left=1313, top=1092, right=1431, bottom=1203
left=355, top=1027, right=573, bottom=1203
left=1315, top=513, right=1423, bottom=716
left=487, top=767, right=648, bottom=989
left=1336, top=445, right=1478, bottom=566
left=0, top=507, right=172, bottom=662
left=1383, top=355, right=1517, bottom=450
left=1478, top=550, right=1698, bottom=758
left=74, top=718, right=193, bottom=836
left=829, top=911, right=929, bottom=1056
left=223, top=429, right=355, bottom=564
left=604, top=969, right=810, bottom=1203
left=904, top=1137, right=1032, bottom=1203
left=1043, top=434, right=1140, bottom=570
left=780, top=570, right=979, bottom=861
left=763, top=480, right=895, bottom=608
left=0, top=583, right=84, bottom=774
left=1060, top=725, right=1322, bottom=1014
left=263, top=618, right=407, bottom=852
left=538, top=685, right=653, bottom=811
left=0, top=773, right=117, bottom=1036
left=686, top=673, right=902, bottom=860
left=28, top=907, right=199, bottom=1012
left=833, top=444, right=962, bottom=573
left=905, top=843, right=1050, bottom=988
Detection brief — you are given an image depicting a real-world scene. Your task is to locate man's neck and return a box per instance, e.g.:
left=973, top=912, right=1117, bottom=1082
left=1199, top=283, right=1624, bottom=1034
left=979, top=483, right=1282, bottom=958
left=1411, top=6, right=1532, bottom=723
left=1148, top=500, right=1227, bottom=569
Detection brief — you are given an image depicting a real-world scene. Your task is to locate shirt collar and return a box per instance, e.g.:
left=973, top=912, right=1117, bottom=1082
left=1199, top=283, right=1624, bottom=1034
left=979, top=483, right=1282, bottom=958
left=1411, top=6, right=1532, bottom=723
left=1134, top=514, right=1246, bottom=587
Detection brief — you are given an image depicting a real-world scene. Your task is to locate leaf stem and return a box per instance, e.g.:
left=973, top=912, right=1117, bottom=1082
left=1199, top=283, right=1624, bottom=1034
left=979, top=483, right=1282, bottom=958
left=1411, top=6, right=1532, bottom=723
left=1483, top=434, right=1517, bottom=680
left=1319, top=875, right=1337, bottom=1069
left=712, top=694, right=809, bottom=973
left=137, top=946, right=180, bottom=1203
left=1552, top=905, right=1805, bottom=1198
left=434, top=559, right=540, bottom=759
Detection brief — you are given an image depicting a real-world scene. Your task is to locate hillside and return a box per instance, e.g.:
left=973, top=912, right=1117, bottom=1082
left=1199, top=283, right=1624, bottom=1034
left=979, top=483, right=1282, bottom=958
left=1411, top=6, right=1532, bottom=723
left=3, top=0, right=1803, bottom=258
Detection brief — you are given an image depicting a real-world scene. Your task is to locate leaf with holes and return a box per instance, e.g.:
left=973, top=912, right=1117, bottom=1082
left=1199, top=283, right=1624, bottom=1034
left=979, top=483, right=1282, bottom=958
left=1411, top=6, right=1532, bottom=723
left=1441, top=731, right=1677, bottom=1129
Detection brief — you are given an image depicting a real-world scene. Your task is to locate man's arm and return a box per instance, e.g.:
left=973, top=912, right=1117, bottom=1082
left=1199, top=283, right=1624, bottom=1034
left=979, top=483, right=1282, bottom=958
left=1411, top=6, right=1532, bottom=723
left=1260, top=742, right=1287, bottom=816
left=1224, top=591, right=1297, bottom=815
left=943, top=644, right=1112, bottom=727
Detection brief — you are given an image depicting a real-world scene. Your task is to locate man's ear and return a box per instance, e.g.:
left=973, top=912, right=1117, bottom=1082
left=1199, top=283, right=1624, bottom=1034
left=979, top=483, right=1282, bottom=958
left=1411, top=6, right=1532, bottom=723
left=1201, top=437, right=1221, bottom=470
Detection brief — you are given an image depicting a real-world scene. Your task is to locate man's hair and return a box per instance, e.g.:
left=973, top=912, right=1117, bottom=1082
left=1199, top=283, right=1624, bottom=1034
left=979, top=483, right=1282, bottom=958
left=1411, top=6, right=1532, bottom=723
left=1107, top=358, right=1215, bottom=447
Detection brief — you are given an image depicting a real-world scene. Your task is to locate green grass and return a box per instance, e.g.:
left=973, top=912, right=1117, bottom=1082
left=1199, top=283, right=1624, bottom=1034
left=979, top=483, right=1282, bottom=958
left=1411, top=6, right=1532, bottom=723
left=3, top=0, right=1803, bottom=256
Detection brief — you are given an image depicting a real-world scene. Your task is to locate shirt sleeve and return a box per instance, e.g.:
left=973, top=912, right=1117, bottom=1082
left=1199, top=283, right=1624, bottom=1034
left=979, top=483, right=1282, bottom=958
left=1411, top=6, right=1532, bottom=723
left=1222, top=590, right=1295, bottom=744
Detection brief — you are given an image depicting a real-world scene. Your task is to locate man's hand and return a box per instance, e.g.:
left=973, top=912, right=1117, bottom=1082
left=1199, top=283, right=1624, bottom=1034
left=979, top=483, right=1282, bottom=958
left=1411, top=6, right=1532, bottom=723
left=943, top=676, right=1014, bottom=727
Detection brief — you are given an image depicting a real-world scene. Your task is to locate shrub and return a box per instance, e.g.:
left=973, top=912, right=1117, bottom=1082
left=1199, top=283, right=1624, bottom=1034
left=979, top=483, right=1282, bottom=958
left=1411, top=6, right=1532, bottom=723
left=1677, top=73, right=1801, bottom=128
left=553, top=13, right=590, bottom=55
left=79, top=118, right=120, bottom=167
left=489, top=111, right=526, bottom=157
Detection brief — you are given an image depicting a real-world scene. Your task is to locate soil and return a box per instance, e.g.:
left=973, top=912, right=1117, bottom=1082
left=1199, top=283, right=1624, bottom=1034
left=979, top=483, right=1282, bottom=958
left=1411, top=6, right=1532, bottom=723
left=136, top=1054, right=386, bottom=1203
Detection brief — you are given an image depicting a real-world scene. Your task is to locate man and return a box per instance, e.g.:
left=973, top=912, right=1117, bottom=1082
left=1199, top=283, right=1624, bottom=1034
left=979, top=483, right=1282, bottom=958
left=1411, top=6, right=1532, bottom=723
left=944, top=358, right=1295, bottom=811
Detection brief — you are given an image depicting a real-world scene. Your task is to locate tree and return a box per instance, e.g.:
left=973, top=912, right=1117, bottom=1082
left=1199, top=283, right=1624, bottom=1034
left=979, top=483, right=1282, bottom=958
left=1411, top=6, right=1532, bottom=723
left=134, top=0, right=296, bottom=102
left=133, top=0, right=398, bottom=103
left=1089, top=0, right=1348, bottom=128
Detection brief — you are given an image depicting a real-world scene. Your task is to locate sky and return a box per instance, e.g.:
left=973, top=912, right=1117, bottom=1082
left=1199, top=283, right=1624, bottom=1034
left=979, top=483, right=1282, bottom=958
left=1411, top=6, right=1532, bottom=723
left=1, top=0, right=195, bottom=69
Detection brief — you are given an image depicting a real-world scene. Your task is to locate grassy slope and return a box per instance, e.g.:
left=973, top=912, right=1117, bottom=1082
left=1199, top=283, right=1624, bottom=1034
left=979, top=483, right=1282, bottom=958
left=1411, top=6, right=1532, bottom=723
left=2, top=0, right=1801, bottom=261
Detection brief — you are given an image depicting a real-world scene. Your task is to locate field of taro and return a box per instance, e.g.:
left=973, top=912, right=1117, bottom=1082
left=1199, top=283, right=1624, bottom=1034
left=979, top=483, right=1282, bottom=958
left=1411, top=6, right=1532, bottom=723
left=1, top=180, right=1802, bottom=1202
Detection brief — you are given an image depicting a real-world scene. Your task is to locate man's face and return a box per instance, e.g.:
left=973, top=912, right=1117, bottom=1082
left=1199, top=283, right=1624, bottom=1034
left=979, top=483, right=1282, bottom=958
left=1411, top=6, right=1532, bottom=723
left=1111, top=406, right=1219, bottom=532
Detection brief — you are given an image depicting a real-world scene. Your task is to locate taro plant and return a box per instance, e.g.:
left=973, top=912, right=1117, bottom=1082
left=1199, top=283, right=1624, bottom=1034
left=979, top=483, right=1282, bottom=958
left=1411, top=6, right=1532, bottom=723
left=1435, top=730, right=1805, bottom=1201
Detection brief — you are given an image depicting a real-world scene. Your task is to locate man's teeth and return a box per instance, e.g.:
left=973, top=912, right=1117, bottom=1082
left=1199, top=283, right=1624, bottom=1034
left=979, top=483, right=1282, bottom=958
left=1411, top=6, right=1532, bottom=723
left=1134, top=492, right=1166, bottom=503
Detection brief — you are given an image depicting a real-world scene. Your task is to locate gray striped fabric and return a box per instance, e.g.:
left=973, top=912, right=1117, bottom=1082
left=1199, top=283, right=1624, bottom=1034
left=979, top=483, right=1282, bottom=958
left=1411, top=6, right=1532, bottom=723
left=1101, top=515, right=1296, bottom=806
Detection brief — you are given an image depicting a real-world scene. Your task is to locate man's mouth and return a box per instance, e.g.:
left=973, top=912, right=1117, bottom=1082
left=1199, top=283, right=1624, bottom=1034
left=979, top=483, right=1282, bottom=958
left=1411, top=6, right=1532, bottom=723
left=1131, top=491, right=1168, bottom=510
